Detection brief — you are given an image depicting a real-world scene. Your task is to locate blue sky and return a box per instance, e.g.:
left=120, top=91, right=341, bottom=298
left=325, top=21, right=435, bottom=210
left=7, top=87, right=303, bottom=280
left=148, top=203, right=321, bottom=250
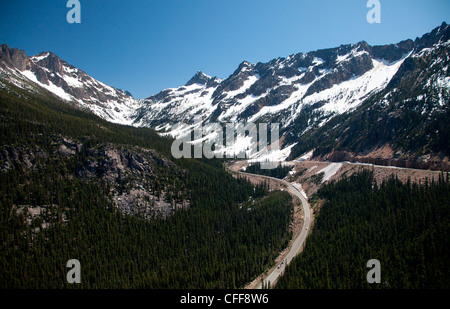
left=1, top=0, right=449, bottom=98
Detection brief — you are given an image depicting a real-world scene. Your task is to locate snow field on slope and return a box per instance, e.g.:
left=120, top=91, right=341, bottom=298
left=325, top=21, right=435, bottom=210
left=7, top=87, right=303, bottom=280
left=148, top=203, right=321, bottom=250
left=315, top=163, right=343, bottom=183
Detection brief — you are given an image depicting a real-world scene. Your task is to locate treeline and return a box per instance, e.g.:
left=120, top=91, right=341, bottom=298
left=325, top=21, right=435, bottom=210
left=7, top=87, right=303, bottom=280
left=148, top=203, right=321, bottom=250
left=276, top=170, right=450, bottom=289
left=0, top=84, right=172, bottom=157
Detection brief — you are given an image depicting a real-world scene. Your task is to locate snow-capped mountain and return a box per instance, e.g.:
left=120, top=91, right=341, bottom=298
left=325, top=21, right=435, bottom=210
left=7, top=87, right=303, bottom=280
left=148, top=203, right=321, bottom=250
left=131, top=22, right=449, bottom=163
left=0, top=45, right=139, bottom=125
left=0, top=22, right=449, bottom=165
left=288, top=22, right=450, bottom=170
left=133, top=37, right=414, bottom=131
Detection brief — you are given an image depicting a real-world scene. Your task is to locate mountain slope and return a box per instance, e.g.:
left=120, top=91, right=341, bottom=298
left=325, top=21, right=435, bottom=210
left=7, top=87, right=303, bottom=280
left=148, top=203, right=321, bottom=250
left=0, top=44, right=139, bottom=125
left=288, top=22, right=450, bottom=170
left=1, top=23, right=449, bottom=168
left=134, top=39, right=413, bottom=132
left=131, top=24, right=449, bottom=165
left=0, top=76, right=294, bottom=288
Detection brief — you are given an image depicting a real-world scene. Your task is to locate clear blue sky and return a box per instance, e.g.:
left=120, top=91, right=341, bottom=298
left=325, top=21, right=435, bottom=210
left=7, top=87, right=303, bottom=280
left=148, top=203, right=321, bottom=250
left=1, top=0, right=449, bottom=98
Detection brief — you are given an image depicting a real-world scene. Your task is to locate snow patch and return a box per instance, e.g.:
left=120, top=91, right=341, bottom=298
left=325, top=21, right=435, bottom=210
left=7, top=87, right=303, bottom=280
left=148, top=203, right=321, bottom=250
left=292, top=183, right=308, bottom=199
left=298, top=150, right=314, bottom=161
left=316, top=163, right=342, bottom=183
left=63, top=75, right=83, bottom=88
left=30, top=53, right=50, bottom=63
left=21, top=70, right=72, bottom=101
left=307, top=166, right=318, bottom=173
left=248, top=143, right=297, bottom=164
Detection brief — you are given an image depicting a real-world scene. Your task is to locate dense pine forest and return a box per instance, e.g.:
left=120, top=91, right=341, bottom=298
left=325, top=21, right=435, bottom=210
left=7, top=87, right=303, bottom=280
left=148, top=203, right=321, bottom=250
left=0, top=84, right=293, bottom=288
left=0, top=162, right=293, bottom=288
left=276, top=170, right=450, bottom=289
left=244, top=162, right=292, bottom=179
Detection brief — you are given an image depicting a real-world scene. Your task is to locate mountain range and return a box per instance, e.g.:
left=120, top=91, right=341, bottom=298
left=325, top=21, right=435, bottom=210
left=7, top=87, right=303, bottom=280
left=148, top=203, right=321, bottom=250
left=1, top=22, right=449, bottom=170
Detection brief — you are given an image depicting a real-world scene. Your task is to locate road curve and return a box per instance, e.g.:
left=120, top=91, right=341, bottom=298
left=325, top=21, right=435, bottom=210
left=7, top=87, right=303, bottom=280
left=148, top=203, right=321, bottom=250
left=227, top=162, right=311, bottom=289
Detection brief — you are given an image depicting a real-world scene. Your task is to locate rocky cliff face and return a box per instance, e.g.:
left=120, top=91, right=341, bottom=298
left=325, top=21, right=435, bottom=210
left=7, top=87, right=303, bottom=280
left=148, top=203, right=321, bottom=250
left=0, top=136, right=189, bottom=220
left=0, top=45, right=31, bottom=71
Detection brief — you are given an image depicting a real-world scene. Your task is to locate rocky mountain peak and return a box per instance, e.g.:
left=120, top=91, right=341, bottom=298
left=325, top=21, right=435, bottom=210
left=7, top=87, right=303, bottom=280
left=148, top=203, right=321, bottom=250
left=414, top=21, right=450, bottom=52
left=0, top=44, right=139, bottom=125
left=0, top=44, right=31, bottom=71
left=32, top=51, right=65, bottom=74
left=236, top=61, right=254, bottom=74
left=185, top=71, right=212, bottom=86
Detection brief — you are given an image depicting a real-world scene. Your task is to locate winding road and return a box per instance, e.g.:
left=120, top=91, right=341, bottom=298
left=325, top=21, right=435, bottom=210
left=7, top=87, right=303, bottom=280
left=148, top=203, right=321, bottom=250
left=229, top=158, right=443, bottom=288
left=228, top=162, right=311, bottom=289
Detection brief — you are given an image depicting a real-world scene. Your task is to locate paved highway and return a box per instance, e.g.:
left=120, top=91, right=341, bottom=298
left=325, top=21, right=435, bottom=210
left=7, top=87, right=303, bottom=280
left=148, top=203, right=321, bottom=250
left=228, top=162, right=311, bottom=289
left=231, top=158, right=442, bottom=288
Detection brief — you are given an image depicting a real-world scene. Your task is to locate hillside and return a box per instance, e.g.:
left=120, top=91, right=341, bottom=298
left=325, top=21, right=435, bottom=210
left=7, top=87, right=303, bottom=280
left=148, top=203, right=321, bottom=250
left=276, top=170, right=450, bottom=289
left=0, top=81, right=294, bottom=288
left=288, top=23, right=450, bottom=170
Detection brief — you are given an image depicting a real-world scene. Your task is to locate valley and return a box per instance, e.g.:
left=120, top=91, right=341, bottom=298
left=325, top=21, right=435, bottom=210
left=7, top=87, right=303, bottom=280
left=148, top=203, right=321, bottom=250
left=227, top=155, right=444, bottom=289
left=0, top=21, right=449, bottom=290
